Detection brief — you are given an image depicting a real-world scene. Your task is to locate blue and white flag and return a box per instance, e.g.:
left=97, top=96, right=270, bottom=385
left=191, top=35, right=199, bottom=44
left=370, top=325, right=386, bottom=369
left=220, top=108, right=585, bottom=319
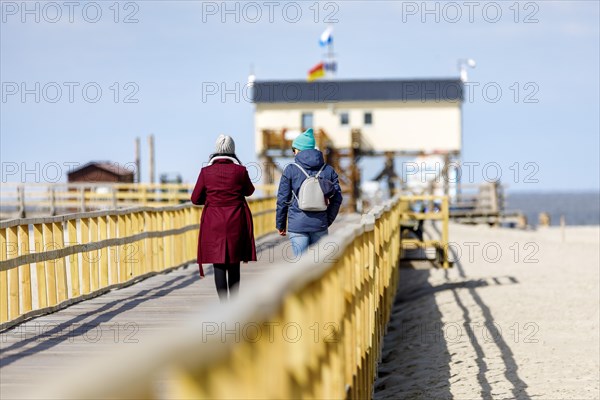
left=319, top=27, right=333, bottom=46
left=324, top=61, right=337, bottom=72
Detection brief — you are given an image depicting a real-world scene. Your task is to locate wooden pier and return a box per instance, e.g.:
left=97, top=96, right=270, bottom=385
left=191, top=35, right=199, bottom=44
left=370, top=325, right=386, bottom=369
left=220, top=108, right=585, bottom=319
left=1, top=195, right=441, bottom=399
left=0, top=231, right=295, bottom=399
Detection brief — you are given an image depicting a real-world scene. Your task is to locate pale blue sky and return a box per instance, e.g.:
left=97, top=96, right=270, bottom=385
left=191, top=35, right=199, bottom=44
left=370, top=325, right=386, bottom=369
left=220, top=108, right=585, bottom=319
left=1, top=1, right=599, bottom=191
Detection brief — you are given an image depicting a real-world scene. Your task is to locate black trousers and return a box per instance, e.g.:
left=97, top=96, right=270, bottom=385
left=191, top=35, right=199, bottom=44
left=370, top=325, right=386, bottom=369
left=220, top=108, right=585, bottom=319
left=213, top=263, right=240, bottom=301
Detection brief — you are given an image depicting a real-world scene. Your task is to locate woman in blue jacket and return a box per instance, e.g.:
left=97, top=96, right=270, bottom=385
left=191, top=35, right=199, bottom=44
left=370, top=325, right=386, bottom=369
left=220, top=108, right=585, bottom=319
left=276, top=128, right=343, bottom=257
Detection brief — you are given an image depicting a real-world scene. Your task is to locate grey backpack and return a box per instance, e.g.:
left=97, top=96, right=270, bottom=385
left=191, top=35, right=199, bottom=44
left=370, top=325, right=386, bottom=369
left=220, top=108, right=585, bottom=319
left=291, top=163, right=328, bottom=212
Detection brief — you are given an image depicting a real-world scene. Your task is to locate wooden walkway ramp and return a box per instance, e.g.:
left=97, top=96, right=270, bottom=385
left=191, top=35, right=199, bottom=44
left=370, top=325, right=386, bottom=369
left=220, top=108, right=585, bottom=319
left=0, top=218, right=356, bottom=399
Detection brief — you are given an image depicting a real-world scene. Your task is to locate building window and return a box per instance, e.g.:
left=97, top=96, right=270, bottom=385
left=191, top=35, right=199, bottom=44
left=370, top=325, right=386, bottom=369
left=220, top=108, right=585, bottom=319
left=340, top=112, right=349, bottom=126
left=364, top=112, right=373, bottom=125
left=301, top=112, right=313, bottom=131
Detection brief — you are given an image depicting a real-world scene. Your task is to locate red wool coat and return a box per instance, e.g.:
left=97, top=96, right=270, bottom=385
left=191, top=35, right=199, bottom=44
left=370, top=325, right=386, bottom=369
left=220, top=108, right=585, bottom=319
left=191, top=158, right=257, bottom=276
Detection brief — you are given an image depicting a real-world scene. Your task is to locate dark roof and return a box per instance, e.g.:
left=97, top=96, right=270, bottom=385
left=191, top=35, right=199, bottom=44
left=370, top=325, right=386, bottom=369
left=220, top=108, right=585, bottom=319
left=252, top=79, right=463, bottom=103
left=68, top=161, right=135, bottom=177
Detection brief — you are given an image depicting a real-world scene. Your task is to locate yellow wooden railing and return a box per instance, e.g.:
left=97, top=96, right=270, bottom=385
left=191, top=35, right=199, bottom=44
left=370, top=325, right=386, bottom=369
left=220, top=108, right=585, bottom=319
left=0, top=197, right=276, bottom=330
left=399, top=194, right=451, bottom=268
left=33, top=196, right=404, bottom=400
left=0, top=183, right=275, bottom=219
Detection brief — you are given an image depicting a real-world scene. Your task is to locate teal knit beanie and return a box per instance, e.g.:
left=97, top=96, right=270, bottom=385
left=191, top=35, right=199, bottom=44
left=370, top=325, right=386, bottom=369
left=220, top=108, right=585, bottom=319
left=292, top=128, right=316, bottom=151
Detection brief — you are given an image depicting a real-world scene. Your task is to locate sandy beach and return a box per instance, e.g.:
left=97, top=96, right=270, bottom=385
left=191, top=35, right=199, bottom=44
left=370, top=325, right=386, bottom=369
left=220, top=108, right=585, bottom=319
left=375, top=223, right=600, bottom=399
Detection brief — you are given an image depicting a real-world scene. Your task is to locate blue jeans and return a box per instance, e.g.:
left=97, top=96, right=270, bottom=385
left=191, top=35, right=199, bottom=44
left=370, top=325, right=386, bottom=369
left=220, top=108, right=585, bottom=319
left=288, top=230, right=329, bottom=258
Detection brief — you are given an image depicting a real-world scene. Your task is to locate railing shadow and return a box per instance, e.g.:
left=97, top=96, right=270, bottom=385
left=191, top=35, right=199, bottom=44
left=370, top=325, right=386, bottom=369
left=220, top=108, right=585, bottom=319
left=0, top=270, right=199, bottom=368
left=0, top=232, right=282, bottom=370
left=431, top=220, right=530, bottom=399
left=374, top=263, right=452, bottom=399
left=376, top=220, right=531, bottom=399
left=450, top=253, right=530, bottom=399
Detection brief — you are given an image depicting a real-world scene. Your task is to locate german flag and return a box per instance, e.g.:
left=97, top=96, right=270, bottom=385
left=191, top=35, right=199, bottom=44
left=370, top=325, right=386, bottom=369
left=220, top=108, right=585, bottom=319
left=307, top=62, right=325, bottom=82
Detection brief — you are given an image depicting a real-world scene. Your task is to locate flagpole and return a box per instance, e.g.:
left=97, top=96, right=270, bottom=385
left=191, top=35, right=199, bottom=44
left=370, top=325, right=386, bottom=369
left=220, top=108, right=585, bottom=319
left=314, top=26, right=336, bottom=81
left=328, top=39, right=335, bottom=79
left=326, top=26, right=335, bottom=80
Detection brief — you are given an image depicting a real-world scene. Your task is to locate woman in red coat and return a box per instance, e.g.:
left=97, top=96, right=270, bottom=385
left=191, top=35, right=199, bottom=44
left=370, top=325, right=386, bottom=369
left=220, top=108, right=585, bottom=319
left=191, top=135, right=256, bottom=301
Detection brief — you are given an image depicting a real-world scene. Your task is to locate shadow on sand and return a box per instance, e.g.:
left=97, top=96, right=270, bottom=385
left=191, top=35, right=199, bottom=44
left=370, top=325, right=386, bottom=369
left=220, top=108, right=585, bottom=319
left=374, top=222, right=530, bottom=399
left=374, top=261, right=453, bottom=399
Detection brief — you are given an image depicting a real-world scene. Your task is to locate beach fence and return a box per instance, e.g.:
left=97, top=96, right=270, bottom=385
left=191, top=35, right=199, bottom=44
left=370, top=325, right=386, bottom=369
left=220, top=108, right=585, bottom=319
left=0, top=197, right=276, bottom=330
left=28, top=196, right=404, bottom=400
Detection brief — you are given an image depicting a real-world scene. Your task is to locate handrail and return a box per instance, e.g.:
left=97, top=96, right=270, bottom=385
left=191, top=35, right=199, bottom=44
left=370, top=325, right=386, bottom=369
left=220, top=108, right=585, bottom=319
left=0, top=197, right=277, bottom=330
left=399, top=195, right=450, bottom=268
left=0, top=202, right=196, bottom=228
left=28, top=195, right=404, bottom=399
left=0, top=182, right=274, bottom=219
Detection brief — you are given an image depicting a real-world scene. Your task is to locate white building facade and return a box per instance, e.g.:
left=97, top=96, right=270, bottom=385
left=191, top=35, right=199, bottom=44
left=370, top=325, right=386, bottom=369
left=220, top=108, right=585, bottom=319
left=252, top=79, right=464, bottom=155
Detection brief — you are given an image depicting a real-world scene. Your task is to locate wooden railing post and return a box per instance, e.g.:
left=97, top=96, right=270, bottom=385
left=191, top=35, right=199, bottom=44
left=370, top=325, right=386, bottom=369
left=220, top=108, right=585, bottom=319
left=442, top=196, right=450, bottom=268
left=89, top=217, right=99, bottom=292
left=17, top=185, right=25, bottom=218
left=111, top=186, right=118, bottom=209
left=108, top=215, right=118, bottom=283
left=79, top=187, right=86, bottom=213
left=0, top=228, right=8, bottom=323
left=17, top=225, right=32, bottom=314
left=7, top=227, right=19, bottom=320
left=42, top=223, right=57, bottom=306
left=50, top=186, right=56, bottom=216
left=67, top=220, right=79, bottom=298
left=53, top=222, right=68, bottom=302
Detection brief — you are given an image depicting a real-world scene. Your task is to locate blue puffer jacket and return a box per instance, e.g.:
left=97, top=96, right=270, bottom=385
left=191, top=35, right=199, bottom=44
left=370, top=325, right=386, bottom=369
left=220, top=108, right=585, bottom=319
left=276, top=149, right=343, bottom=233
